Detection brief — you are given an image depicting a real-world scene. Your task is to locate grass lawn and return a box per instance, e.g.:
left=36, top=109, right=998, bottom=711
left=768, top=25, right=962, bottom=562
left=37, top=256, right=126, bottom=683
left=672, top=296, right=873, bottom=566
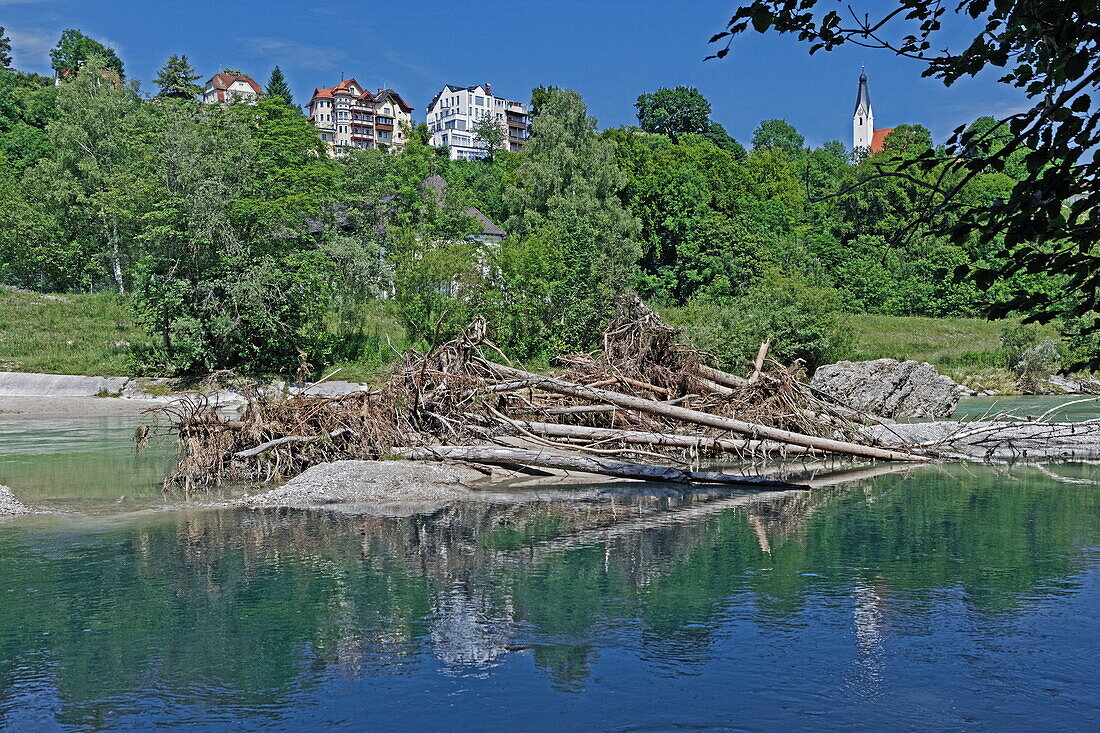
left=843, top=314, right=1015, bottom=369
left=0, top=290, right=143, bottom=376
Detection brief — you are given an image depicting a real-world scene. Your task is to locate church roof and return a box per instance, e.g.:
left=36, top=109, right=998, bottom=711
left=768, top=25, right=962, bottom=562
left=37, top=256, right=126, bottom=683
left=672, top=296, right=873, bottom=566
left=870, top=127, right=895, bottom=154
left=854, top=70, right=872, bottom=116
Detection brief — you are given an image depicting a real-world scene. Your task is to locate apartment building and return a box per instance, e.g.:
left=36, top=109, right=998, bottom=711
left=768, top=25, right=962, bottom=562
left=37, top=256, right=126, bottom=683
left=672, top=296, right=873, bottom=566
left=201, top=72, right=262, bottom=104
left=425, top=84, right=529, bottom=160
left=306, top=79, right=414, bottom=155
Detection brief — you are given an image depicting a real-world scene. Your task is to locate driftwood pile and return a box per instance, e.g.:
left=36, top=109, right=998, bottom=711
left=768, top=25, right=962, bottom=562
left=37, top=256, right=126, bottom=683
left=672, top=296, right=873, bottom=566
left=146, top=297, right=926, bottom=491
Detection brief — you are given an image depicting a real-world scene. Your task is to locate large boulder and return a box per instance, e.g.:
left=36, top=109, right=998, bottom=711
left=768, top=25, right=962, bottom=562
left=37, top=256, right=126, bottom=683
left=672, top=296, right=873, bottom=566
left=811, top=359, right=961, bottom=419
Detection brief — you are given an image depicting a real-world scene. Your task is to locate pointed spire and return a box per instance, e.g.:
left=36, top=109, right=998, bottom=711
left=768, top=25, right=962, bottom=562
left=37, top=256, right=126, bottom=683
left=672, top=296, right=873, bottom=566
left=854, top=68, right=872, bottom=117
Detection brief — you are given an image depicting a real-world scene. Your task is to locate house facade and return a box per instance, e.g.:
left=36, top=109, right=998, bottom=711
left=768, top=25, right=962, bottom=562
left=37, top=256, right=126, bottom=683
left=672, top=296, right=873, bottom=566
left=201, top=73, right=263, bottom=104
left=425, top=84, right=529, bottom=160
left=306, top=79, right=414, bottom=155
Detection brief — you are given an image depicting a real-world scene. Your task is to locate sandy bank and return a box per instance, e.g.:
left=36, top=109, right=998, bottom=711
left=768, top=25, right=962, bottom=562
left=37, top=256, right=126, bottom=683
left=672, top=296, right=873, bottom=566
left=0, top=395, right=159, bottom=416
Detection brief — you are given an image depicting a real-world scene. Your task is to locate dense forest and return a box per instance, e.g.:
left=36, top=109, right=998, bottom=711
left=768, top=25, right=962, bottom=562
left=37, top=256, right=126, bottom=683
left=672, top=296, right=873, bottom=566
left=0, top=29, right=1085, bottom=376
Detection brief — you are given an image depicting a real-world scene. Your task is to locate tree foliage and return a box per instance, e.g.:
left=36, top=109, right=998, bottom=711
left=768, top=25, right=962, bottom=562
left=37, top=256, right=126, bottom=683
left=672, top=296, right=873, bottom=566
left=0, top=26, right=12, bottom=70
left=50, top=30, right=124, bottom=78
left=472, top=111, right=505, bottom=156
left=154, top=55, right=201, bottom=100
left=710, top=0, right=1100, bottom=365
left=635, top=86, right=712, bottom=142
left=265, top=66, right=294, bottom=107
left=496, top=87, right=640, bottom=354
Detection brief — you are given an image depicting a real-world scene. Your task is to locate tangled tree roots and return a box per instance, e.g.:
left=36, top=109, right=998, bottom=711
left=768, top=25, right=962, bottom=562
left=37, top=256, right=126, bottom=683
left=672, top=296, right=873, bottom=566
left=145, top=300, right=922, bottom=490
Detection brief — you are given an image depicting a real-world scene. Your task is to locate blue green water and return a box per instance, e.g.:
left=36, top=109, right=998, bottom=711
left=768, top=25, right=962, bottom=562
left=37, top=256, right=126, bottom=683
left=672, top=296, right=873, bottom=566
left=952, top=394, right=1100, bottom=423
left=1, top=416, right=1099, bottom=730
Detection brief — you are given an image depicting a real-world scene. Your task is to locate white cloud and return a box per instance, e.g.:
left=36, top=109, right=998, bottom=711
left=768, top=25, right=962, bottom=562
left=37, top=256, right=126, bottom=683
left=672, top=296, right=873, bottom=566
left=5, top=27, right=55, bottom=72
left=246, top=37, right=343, bottom=72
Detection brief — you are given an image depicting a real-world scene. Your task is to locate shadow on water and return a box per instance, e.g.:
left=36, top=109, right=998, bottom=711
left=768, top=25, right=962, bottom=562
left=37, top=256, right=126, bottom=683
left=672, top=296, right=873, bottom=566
left=1, top=458, right=1099, bottom=730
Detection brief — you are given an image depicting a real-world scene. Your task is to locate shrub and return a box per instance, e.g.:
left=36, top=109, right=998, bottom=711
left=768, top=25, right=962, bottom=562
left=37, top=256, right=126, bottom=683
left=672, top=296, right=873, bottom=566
left=999, top=322, right=1064, bottom=389
left=664, top=276, right=851, bottom=374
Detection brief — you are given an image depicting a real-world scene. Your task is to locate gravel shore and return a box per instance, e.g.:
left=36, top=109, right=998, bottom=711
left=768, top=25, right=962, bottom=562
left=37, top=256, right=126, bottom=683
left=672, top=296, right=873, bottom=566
left=243, top=460, right=491, bottom=515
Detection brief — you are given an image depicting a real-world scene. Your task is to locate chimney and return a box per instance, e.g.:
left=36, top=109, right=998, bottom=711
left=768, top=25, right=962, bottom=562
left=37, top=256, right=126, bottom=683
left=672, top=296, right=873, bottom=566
left=485, top=83, right=492, bottom=96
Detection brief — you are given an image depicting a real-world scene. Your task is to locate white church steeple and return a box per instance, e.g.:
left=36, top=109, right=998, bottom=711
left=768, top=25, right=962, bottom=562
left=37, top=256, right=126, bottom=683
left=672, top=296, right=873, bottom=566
left=853, top=69, right=874, bottom=153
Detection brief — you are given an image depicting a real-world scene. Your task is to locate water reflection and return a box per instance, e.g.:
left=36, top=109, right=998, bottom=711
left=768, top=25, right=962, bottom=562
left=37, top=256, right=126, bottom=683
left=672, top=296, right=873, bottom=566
left=1, top=462, right=1099, bottom=729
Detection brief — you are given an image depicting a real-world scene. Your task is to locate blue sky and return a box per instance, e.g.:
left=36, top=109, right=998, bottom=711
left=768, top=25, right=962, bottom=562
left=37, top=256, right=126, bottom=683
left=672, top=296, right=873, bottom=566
left=2, top=0, right=1027, bottom=147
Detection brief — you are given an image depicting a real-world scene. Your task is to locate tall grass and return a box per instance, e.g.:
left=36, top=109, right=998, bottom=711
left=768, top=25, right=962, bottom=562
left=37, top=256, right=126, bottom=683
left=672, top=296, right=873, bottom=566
left=0, top=291, right=143, bottom=376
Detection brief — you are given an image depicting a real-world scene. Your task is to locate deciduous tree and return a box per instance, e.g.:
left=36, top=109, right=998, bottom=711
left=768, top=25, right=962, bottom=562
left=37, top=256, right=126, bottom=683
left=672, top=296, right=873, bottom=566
left=49, top=30, right=124, bottom=78
left=635, top=86, right=712, bottom=142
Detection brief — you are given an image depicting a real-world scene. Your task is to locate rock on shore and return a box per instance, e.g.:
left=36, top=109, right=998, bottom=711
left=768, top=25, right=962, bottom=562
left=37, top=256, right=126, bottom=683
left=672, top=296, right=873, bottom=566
left=812, top=358, right=962, bottom=419
left=0, top=485, right=32, bottom=516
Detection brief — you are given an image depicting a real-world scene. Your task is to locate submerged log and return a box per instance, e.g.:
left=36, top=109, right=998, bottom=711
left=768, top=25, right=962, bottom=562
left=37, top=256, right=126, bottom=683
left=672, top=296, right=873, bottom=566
left=481, top=361, right=924, bottom=462
left=395, top=446, right=811, bottom=489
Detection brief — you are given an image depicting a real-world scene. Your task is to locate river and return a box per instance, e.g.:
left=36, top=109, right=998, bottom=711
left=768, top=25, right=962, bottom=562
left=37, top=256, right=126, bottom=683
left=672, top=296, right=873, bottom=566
left=1, top=399, right=1098, bottom=730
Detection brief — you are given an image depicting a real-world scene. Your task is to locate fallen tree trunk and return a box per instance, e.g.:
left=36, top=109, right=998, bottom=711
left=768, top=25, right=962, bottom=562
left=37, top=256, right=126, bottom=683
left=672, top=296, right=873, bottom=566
left=481, top=361, right=924, bottom=462
left=695, top=363, right=749, bottom=389
left=394, top=446, right=811, bottom=489
left=511, top=420, right=818, bottom=456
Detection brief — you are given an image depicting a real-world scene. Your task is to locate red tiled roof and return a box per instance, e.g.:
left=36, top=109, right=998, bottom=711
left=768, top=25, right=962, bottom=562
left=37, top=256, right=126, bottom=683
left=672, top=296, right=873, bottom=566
left=312, top=79, right=378, bottom=104
left=207, top=73, right=262, bottom=95
left=870, top=127, right=895, bottom=154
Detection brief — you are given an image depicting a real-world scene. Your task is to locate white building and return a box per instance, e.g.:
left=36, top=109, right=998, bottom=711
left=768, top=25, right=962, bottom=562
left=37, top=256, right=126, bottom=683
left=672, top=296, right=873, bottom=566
left=306, top=79, right=414, bottom=155
left=425, top=84, right=529, bottom=160
left=201, top=72, right=263, bottom=104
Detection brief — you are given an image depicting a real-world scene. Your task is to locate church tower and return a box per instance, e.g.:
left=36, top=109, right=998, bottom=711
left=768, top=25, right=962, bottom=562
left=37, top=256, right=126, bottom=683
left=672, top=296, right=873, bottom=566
left=853, top=69, right=874, bottom=153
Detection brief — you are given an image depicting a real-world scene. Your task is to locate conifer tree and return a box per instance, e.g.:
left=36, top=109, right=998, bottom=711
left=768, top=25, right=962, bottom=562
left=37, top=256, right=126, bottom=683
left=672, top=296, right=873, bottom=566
left=265, top=66, right=293, bottom=106
left=0, top=27, right=12, bottom=70
left=154, top=55, right=201, bottom=100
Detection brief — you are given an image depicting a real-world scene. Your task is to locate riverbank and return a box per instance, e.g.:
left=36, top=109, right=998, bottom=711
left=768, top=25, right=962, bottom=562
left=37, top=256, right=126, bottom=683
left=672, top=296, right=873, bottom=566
left=5, top=290, right=1093, bottom=395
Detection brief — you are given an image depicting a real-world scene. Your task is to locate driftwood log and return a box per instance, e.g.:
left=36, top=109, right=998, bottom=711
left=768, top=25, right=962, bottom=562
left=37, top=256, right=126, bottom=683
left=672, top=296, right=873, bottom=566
left=395, top=446, right=812, bottom=489
left=482, top=360, right=924, bottom=462
left=509, top=420, right=818, bottom=456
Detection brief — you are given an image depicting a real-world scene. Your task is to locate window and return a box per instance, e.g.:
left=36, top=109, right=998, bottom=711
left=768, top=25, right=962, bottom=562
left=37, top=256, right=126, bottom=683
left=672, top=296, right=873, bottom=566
left=476, top=97, right=485, bottom=106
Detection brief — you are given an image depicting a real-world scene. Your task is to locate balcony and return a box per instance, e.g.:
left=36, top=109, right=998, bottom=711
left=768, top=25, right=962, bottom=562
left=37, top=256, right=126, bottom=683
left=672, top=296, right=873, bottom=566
left=374, top=116, right=395, bottom=128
